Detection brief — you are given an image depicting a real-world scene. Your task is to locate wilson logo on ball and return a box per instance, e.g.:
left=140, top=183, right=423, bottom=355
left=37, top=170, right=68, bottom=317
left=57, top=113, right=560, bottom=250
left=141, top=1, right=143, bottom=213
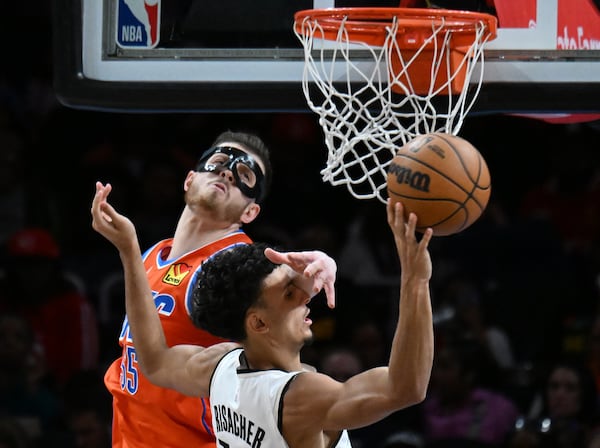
left=386, top=132, right=491, bottom=237
left=387, top=162, right=431, bottom=193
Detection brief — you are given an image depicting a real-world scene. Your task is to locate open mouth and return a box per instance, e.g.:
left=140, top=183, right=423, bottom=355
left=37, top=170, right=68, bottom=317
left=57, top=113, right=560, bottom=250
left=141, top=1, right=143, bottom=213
left=212, top=182, right=227, bottom=193
left=304, top=310, right=312, bottom=325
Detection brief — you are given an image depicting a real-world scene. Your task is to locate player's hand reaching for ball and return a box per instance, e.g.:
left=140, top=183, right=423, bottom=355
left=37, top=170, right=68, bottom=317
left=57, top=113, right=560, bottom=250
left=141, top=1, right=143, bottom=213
left=265, top=248, right=337, bottom=309
left=91, top=181, right=140, bottom=255
left=387, top=199, right=432, bottom=283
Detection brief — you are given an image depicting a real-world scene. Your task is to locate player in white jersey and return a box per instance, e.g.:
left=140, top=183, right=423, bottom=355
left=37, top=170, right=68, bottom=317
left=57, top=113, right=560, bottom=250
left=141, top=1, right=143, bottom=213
left=211, top=347, right=353, bottom=447
left=91, top=182, right=434, bottom=448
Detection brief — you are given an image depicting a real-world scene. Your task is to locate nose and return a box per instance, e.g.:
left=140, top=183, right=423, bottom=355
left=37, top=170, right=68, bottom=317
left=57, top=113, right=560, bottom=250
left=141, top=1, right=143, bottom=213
left=218, top=167, right=234, bottom=183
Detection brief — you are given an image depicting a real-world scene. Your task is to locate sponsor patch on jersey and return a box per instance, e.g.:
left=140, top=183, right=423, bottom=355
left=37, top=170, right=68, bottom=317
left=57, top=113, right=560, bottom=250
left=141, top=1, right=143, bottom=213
left=163, top=263, right=191, bottom=286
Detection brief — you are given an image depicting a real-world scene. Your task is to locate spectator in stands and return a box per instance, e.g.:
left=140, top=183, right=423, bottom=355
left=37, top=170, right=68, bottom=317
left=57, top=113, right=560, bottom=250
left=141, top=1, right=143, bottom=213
left=319, top=345, right=363, bottom=383
left=420, top=338, right=520, bottom=447
left=435, top=274, right=517, bottom=392
left=0, top=314, right=60, bottom=445
left=62, top=370, right=112, bottom=448
left=508, top=357, right=600, bottom=448
left=0, top=228, right=99, bottom=387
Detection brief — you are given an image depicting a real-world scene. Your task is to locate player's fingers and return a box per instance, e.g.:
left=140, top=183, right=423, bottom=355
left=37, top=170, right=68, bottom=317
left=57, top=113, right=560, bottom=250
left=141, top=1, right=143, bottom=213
left=309, top=272, right=336, bottom=308
left=303, top=257, right=322, bottom=277
left=91, top=183, right=103, bottom=211
left=388, top=200, right=406, bottom=229
left=323, top=283, right=336, bottom=309
left=405, top=212, right=418, bottom=237
left=97, top=199, right=128, bottom=234
left=288, top=251, right=319, bottom=266
left=386, top=199, right=395, bottom=227
left=388, top=201, right=409, bottom=246
left=99, top=201, right=118, bottom=221
left=98, top=210, right=113, bottom=224
left=91, top=182, right=112, bottom=214
left=419, top=227, right=434, bottom=250
left=289, top=252, right=330, bottom=275
left=269, top=250, right=317, bottom=273
left=264, top=248, right=291, bottom=265
left=96, top=181, right=112, bottom=201
left=310, top=275, right=323, bottom=292
left=396, top=201, right=407, bottom=225
left=308, top=259, right=337, bottom=284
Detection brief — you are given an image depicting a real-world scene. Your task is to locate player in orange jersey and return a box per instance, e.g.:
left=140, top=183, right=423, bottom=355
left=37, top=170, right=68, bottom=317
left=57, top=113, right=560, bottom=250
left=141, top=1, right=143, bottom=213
left=99, top=131, right=272, bottom=447
left=91, top=188, right=434, bottom=448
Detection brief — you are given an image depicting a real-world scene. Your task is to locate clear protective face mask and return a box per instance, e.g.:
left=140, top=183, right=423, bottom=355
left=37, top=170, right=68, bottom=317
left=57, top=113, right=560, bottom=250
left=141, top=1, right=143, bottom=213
left=196, top=146, right=265, bottom=202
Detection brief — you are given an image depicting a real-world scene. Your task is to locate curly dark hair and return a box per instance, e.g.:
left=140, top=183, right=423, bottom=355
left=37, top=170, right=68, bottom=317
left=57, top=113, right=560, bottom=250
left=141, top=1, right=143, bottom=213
left=210, top=130, right=272, bottom=204
left=191, top=242, right=278, bottom=341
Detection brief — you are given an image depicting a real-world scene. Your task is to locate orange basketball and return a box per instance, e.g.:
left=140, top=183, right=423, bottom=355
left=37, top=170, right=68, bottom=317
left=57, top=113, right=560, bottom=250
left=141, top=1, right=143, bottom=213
left=386, top=132, right=491, bottom=236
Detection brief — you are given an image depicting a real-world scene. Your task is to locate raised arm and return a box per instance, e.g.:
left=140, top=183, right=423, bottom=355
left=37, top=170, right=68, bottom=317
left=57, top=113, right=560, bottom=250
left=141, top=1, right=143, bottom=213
left=284, top=200, right=434, bottom=435
left=385, top=199, right=434, bottom=403
left=90, top=182, right=234, bottom=397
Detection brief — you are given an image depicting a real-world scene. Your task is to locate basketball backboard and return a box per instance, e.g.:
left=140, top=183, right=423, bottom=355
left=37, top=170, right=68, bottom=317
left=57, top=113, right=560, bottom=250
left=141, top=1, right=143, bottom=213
left=52, top=0, right=600, bottom=113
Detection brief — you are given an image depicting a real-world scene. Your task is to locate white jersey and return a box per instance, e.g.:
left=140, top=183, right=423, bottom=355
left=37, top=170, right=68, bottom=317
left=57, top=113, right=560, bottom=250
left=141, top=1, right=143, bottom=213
left=210, top=348, right=353, bottom=448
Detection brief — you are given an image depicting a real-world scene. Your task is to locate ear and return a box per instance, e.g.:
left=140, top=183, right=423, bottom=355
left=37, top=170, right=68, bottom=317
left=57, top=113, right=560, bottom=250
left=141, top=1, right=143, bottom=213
left=240, top=202, right=261, bottom=225
left=246, top=310, right=269, bottom=335
left=183, top=170, right=195, bottom=191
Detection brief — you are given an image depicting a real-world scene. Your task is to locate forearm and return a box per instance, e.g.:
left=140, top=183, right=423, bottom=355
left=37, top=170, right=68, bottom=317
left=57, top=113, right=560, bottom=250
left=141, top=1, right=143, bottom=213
left=120, top=244, right=168, bottom=376
left=322, top=279, right=432, bottom=428
left=91, top=182, right=175, bottom=381
left=388, top=277, right=433, bottom=404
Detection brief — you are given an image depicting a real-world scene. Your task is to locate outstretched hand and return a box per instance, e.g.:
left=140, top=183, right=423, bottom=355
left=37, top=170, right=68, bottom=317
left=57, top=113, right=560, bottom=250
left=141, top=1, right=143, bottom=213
left=386, top=200, right=433, bottom=283
left=265, top=248, right=337, bottom=309
left=91, top=181, right=138, bottom=253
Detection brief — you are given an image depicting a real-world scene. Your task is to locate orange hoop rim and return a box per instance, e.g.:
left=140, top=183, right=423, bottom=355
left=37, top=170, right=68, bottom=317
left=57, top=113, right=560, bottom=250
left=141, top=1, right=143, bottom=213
left=294, top=7, right=497, bottom=44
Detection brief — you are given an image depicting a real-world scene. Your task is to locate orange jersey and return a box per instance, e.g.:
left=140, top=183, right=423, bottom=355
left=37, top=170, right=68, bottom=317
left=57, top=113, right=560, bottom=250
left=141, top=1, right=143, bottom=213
left=105, top=231, right=252, bottom=448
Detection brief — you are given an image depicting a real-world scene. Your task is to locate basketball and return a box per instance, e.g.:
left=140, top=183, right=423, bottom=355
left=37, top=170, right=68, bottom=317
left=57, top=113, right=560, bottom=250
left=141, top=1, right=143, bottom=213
left=386, top=132, right=491, bottom=236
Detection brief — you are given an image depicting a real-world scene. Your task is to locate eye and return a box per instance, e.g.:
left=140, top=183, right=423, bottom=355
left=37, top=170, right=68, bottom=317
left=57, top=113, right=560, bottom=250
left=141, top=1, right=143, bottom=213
left=284, top=288, right=294, bottom=300
left=236, top=164, right=256, bottom=187
left=207, top=154, right=228, bottom=165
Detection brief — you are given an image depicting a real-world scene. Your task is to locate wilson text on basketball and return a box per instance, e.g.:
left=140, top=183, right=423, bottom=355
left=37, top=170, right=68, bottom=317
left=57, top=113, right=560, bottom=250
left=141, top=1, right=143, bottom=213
left=388, top=162, right=431, bottom=193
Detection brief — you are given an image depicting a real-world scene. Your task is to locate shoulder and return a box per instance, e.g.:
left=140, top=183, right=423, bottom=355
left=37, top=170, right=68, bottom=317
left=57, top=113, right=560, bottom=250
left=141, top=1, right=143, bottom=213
left=182, top=342, right=241, bottom=395
left=285, top=371, right=343, bottom=409
left=281, top=372, right=345, bottom=441
left=199, top=342, right=241, bottom=362
left=184, top=342, right=241, bottom=375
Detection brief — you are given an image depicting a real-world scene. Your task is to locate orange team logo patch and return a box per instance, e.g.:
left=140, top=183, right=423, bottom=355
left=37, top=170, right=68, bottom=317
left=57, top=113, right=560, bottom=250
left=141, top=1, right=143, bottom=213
left=163, top=263, right=192, bottom=286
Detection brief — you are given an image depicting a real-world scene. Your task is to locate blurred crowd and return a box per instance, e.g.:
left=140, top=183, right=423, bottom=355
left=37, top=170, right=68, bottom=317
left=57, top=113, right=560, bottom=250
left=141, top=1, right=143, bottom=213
left=1, top=2, right=600, bottom=448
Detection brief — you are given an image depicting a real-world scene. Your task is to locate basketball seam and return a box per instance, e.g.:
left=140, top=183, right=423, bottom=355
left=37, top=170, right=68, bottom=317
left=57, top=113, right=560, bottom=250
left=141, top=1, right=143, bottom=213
left=388, top=153, right=475, bottom=231
left=395, top=144, right=489, bottom=211
left=435, top=133, right=491, bottom=194
left=388, top=187, right=470, bottom=231
left=388, top=134, right=492, bottom=235
left=433, top=134, right=491, bottom=232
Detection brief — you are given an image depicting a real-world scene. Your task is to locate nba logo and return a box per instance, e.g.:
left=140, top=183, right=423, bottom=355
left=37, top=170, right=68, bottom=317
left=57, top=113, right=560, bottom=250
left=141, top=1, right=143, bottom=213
left=116, top=0, right=160, bottom=49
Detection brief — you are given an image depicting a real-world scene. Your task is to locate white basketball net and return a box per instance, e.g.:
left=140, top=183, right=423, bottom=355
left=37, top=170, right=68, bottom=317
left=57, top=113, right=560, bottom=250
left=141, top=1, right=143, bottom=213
left=294, top=12, right=493, bottom=203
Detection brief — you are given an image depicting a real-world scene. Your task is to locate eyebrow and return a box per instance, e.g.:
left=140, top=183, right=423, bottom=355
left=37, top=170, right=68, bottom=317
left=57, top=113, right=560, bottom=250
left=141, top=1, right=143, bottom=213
left=276, top=267, right=297, bottom=293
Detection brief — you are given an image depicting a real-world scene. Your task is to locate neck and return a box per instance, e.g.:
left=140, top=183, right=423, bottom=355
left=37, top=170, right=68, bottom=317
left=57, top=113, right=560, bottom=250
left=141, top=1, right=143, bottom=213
left=242, top=342, right=303, bottom=372
left=169, top=207, right=242, bottom=259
